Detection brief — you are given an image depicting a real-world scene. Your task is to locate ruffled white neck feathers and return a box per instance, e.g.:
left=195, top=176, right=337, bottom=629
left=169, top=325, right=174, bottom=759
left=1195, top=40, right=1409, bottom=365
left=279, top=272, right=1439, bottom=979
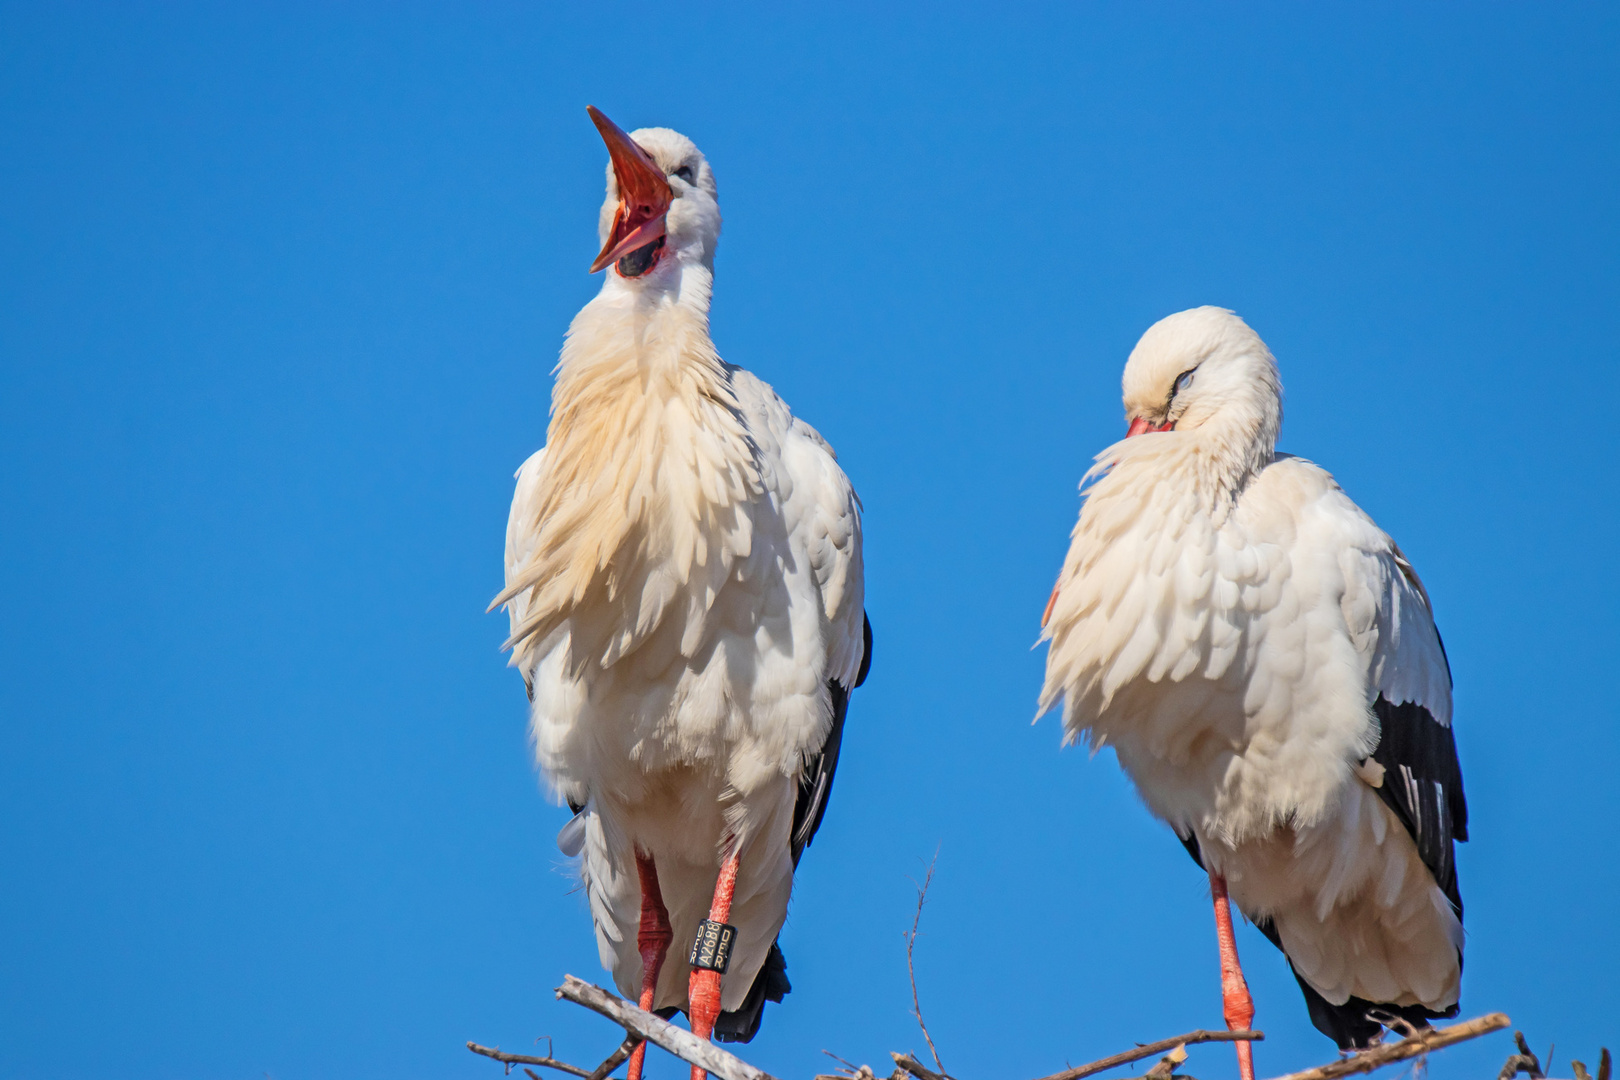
left=497, top=261, right=759, bottom=671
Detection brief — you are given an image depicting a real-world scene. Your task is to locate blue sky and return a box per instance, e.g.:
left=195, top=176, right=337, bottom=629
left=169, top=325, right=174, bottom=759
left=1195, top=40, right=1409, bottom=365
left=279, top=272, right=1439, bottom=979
left=2, top=4, right=1616, bottom=1079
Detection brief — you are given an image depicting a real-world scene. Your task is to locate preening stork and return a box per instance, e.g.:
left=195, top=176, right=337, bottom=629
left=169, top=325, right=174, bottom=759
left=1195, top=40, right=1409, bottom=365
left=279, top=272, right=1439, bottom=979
left=1038, top=308, right=1467, bottom=1075
left=494, top=108, right=871, bottom=1078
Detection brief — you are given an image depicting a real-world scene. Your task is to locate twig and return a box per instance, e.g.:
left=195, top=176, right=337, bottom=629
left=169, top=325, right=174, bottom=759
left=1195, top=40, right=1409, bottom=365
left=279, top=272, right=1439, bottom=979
left=467, top=1040, right=593, bottom=1078
left=818, top=1050, right=890, bottom=1080
left=555, top=975, right=780, bottom=1080
left=1030, top=1029, right=1265, bottom=1080
left=1366, top=1012, right=1421, bottom=1044
left=1145, top=1045, right=1189, bottom=1079
left=1571, top=1048, right=1611, bottom=1080
left=1267, top=1012, right=1510, bottom=1080
left=820, top=1050, right=882, bottom=1080
left=586, top=1034, right=642, bottom=1080
left=905, top=852, right=949, bottom=1078
left=1501, top=1031, right=1546, bottom=1080
left=894, top=1052, right=947, bottom=1080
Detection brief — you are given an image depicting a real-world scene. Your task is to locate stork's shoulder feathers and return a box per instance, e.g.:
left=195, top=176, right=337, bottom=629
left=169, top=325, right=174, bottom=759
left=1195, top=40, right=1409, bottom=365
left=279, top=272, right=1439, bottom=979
left=504, top=447, right=547, bottom=583
left=503, top=446, right=550, bottom=685
left=730, top=368, right=866, bottom=687
left=1252, top=455, right=1453, bottom=720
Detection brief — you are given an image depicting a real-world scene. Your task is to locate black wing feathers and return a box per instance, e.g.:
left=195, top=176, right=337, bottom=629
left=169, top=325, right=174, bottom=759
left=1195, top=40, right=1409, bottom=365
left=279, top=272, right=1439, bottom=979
left=711, top=943, right=791, bottom=1043
left=790, top=614, right=872, bottom=865
left=1368, top=694, right=1468, bottom=917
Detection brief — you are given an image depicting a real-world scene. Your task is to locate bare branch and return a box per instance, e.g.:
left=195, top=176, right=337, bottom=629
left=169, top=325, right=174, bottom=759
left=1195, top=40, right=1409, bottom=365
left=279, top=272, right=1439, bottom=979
left=1030, top=1029, right=1265, bottom=1080
left=1267, top=1012, right=1511, bottom=1080
left=1572, top=1048, right=1612, bottom=1080
left=586, top=1034, right=642, bottom=1080
left=467, top=1041, right=593, bottom=1078
left=1500, top=1030, right=1546, bottom=1080
left=894, top=1052, right=947, bottom=1080
left=821, top=1049, right=864, bottom=1075
left=1144, top=1044, right=1189, bottom=1079
left=555, top=975, right=780, bottom=1080
left=904, top=852, right=948, bottom=1078
left=818, top=1052, right=900, bottom=1080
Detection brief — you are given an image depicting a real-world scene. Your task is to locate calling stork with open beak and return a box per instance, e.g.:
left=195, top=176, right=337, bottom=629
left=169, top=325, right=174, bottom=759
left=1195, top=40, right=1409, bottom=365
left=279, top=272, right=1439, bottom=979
left=495, top=108, right=872, bottom=1080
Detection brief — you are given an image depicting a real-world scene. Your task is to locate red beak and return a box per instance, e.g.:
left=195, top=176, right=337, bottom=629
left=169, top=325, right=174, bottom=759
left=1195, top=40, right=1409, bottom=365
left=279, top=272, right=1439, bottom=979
left=587, top=106, right=673, bottom=274
left=1126, top=416, right=1174, bottom=438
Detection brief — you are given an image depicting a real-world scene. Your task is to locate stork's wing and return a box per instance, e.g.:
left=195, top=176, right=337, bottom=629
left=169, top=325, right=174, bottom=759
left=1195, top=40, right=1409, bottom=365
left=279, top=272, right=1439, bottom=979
left=502, top=446, right=549, bottom=696
left=712, top=373, right=868, bottom=1044
left=791, top=615, right=872, bottom=865
left=724, top=369, right=868, bottom=861
left=784, top=413, right=867, bottom=687
left=1343, top=530, right=1468, bottom=918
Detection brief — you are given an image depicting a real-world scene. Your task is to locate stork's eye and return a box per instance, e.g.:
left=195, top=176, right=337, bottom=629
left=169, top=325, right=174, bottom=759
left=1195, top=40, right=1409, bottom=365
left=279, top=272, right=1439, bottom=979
left=1171, top=368, right=1197, bottom=400
left=673, top=165, right=695, bottom=183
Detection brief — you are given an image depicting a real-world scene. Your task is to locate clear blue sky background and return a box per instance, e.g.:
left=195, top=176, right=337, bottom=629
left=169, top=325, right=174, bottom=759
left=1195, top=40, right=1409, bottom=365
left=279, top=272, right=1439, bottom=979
left=2, top=5, right=1616, bottom=1079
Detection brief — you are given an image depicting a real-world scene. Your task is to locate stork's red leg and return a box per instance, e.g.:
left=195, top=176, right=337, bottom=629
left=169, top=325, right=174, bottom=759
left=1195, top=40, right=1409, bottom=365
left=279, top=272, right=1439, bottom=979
left=686, top=850, right=741, bottom=1080
left=1210, top=870, right=1257, bottom=1080
left=627, top=851, right=672, bottom=1080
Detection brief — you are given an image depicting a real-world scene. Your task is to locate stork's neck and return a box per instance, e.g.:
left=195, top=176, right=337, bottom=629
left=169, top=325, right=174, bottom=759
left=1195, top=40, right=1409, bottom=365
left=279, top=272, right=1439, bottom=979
left=551, top=260, right=726, bottom=422
left=541, top=257, right=752, bottom=526
left=503, top=257, right=757, bottom=669
left=1194, top=405, right=1278, bottom=498
left=592, top=256, right=715, bottom=329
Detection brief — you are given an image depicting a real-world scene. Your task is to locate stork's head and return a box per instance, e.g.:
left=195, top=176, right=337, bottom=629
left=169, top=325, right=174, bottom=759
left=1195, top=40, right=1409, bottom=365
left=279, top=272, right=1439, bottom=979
left=1119, top=307, right=1282, bottom=451
left=587, top=106, right=720, bottom=280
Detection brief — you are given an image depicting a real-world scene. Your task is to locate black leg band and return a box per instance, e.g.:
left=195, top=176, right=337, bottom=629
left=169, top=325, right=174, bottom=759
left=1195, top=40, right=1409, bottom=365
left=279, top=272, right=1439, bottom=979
left=688, top=919, right=736, bottom=973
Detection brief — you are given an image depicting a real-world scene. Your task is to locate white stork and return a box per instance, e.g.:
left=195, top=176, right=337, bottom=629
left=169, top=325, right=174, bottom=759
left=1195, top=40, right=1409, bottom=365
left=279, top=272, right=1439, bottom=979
left=1038, top=308, right=1467, bottom=1074
left=494, top=108, right=871, bottom=1078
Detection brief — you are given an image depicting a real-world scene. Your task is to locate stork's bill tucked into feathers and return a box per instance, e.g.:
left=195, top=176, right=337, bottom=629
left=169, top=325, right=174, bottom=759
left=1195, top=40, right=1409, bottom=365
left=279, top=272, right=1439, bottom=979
left=1038, top=308, right=1468, bottom=1066
left=496, top=108, right=870, bottom=1075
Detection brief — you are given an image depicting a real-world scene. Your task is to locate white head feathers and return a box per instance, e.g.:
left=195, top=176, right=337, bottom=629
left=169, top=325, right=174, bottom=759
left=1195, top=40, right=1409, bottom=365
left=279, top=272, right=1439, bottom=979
left=1121, top=307, right=1283, bottom=487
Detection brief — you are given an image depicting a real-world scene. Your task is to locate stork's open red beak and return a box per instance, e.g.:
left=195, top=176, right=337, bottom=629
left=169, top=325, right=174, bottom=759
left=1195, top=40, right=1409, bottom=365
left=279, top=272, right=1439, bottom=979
left=1127, top=416, right=1174, bottom=437
left=587, top=106, right=673, bottom=275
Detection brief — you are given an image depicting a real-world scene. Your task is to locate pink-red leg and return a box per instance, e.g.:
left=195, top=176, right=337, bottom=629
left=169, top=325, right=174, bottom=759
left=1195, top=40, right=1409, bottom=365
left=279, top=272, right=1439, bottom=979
left=627, top=851, right=672, bottom=1080
left=687, top=850, right=741, bottom=1080
left=1210, top=870, right=1257, bottom=1080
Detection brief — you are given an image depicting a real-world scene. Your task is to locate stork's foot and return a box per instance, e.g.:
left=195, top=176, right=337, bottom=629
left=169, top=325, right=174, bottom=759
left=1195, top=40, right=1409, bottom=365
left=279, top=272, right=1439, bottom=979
left=629, top=851, right=673, bottom=1080
left=686, top=851, right=742, bottom=1080
left=1210, top=870, right=1257, bottom=1080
